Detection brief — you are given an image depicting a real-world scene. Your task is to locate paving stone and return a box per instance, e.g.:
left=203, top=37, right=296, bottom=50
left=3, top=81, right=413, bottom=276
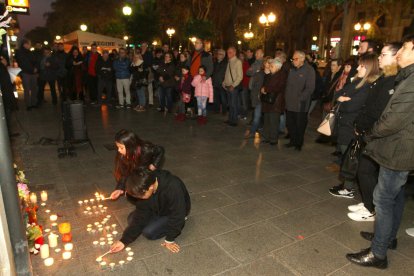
left=219, top=182, right=276, bottom=202
left=263, top=187, right=322, bottom=211
left=190, top=190, right=236, bottom=215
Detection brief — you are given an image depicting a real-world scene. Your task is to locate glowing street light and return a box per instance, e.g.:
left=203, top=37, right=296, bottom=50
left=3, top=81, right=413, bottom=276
left=123, top=35, right=129, bottom=41
left=363, top=22, right=371, bottom=31
left=354, top=22, right=371, bottom=32
left=55, top=35, right=61, bottom=41
left=166, top=28, right=176, bottom=47
left=244, top=22, right=254, bottom=40
left=259, top=12, right=276, bottom=54
left=152, top=41, right=158, bottom=46
left=80, top=24, right=88, bottom=32
left=43, top=41, right=49, bottom=45
left=312, top=36, right=318, bottom=41
left=123, top=6, right=132, bottom=16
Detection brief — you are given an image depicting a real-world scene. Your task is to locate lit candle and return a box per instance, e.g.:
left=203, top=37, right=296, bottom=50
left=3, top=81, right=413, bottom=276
left=83, top=211, right=88, bottom=214
left=86, top=207, right=91, bottom=211
left=40, top=202, right=46, bottom=207
left=48, top=233, right=58, bottom=248
left=100, top=238, right=106, bottom=241
left=126, top=257, right=133, bottom=262
left=111, top=224, right=117, bottom=229
left=88, top=212, right=93, bottom=215
left=105, top=226, right=110, bottom=231
left=44, top=257, right=54, bottom=267
left=109, top=263, right=115, bottom=270
left=98, top=205, right=103, bottom=209
left=98, top=224, right=103, bottom=228
left=45, top=209, right=51, bottom=214
left=96, top=257, right=102, bottom=263
left=112, top=231, right=118, bottom=236
left=94, top=211, right=99, bottom=215
left=64, top=243, right=73, bottom=251
left=84, top=200, right=89, bottom=204
left=107, top=241, right=113, bottom=245
left=93, top=241, right=99, bottom=246
left=92, top=205, right=97, bottom=209
left=119, top=260, right=125, bottom=267
left=89, top=198, right=94, bottom=203
left=95, top=192, right=100, bottom=197
left=87, top=228, right=92, bottom=233
left=128, top=252, right=134, bottom=256
left=54, top=248, right=61, bottom=253
left=100, top=241, right=106, bottom=246
left=103, top=207, right=108, bottom=211
left=91, top=229, right=96, bottom=235
left=44, top=228, right=51, bottom=233
left=50, top=214, right=58, bottom=222
left=100, top=261, right=107, bottom=269
left=78, top=201, right=83, bottom=205
left=107, top=237, right=113, bottom=242
left=40, top=244, right=49, bottom=259
left=94, top=222, right=99, bottom=226
left=29, top=193, right=37, bottom=204
left=125, top=247, right=131, bottom=252
left=106, top=215, right=111, bottom=219
left=98, top=227, right=103, bottom=232
left=87, top=224, right=92, bottom=228
left=62, top=251, right=71, bottom=260
left=106, top=234, right=112, bottom=238
left=51, top=223, right=57, bottom=227
left=41, top=191, right=48, bottom=201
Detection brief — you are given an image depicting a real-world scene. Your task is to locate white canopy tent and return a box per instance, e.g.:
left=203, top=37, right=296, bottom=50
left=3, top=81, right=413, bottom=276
left=61, top=31, right=126, bottom=52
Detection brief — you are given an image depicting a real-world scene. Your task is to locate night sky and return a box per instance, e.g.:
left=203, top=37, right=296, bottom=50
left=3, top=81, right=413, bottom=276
left=17, top=0, right=53, bottom=36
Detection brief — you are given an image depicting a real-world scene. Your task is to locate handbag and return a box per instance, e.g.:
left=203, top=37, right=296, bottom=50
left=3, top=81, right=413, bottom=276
left=260, top=92, right=276, bottom=104
left=340, top=135, right=364, bottom=179
left=317, top=104, right=340, bottom=136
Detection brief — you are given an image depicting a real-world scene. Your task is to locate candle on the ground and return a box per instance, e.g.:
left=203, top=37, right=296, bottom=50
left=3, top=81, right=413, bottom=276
left=29, top=193, right=37, bottom=204
left=100, top=261, right=107, bottom=269
left=54, top=248, right=61, bottom=253
left=62, top=251, right=71, bottom=260
left=93, top=241, right=99, bottom=246
left=48, top=233, right=58, bottom=248
left=40, top=244, right=49, bottom=259
left=111, top=224, right=117, bottom=229
left=109, top=263, right=115, bottom=270
left=50, top=214, right=58, bottom=222
left=40, top=203, right=46, bottom=207
left=41, top=191, right=48, bottom=201
left=45, top=209, right=51, bottom=214
left=44, top=257, right=54, bottom=266
left=112, top=231, right=118, bottom=236
left=119, top=260, right=125, bottom=267
left=64, top=243, right=73, bottom=251
left=128, top=252, right=134, bottom=256
left=127, top=257, right=133, bottom=262
left=125, top=247, right=131, bottom=251
left=78, top=201, right=83, bottom=205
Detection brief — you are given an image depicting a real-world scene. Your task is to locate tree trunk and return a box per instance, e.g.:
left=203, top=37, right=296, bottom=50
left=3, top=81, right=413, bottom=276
left=222, top=0, right=238, bottom=48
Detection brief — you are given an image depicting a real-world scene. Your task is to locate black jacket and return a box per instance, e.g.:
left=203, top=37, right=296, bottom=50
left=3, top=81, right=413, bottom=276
left=15, top=48, right=38, bottom=74
left=120, top=170, right=191, bottom=244
left=336, top=79, right=370, bottom=145
left=95, top=57, right=113, bottom=80
left=0, top=63, right=17, bottom=111
left=212, top=59, right=228, bottom=87
left=116, top=143, right=164, bottom=191
left=157, top=62, right=176, bottom=88
left=354, top=75, right=395, bottom=134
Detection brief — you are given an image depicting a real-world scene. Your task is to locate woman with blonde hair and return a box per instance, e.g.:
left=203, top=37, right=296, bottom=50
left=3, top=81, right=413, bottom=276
left=329, top=53, right=381, bottom=199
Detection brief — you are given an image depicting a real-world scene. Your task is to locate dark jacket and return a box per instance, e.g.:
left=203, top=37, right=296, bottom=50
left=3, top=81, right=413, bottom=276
left=120, top=170, right=191, bottom=244
left=39, top=55, right=59, bottom=81
left=249, top=70, right=264, bottom=107
left=15, top=48, right=38, bottom=74
left=336, top=79, right=370, bottom=146
left=176, top=74, right=193, bottom=94
left=95, top=57, right=113, bottom=80
left=321, top=70, right=342, bottom=104
left=285, top=62, right=316, bottom=112
left=354, top=75, right=395, bottom=134
left=187, top=50, right=213, bottom=78
left=212, top=59, right=227, bottom=87
left=53, top=50, right=68, bottom=78
left=142, top=50, right=153, bottom=69
left=116, top=143, right=165, bottom=191
left=0, top=63, right=17, bottom=111
left=130, top=61, right=149, bottom=88
left=261, top=69, right=288, bottom=113
left=365, top=63, right=414, bottom=171
left=157, top=62, right=176, bottom=88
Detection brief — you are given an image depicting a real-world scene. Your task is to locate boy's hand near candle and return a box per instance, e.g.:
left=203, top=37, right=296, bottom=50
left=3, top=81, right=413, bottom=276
left=110, top=190, right=124, bottom=200
left=110, top=241, right=125, bottom=253
left=161, top=241, right=180, bottom=253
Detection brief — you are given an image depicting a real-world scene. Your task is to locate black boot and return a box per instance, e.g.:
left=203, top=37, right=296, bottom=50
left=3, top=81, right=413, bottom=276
left=360, top=231, right=398, bottom=250
left=346, top=248, right=388, bottom=269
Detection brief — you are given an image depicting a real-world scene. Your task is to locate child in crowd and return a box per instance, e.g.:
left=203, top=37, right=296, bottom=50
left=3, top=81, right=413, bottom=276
left=191, top=66, right=213, bottom=125
left=175, top=66, right=193, bottom=121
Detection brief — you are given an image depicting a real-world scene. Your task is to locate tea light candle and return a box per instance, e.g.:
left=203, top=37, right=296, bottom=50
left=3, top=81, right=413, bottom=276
left=96, top=257, right=102, bottom=263
left=105, top=226, right=110, bottom=231
left=41, top=191, right=48, bottom=201
left=126, top=257, right=133, bottom=262
left=98, top=224, right=103, bottom=228
left=51, top=223, right=57, bottom=227
left=100, top=241, right=106, bottom=246
left=64, top=243, right=73, bottom=251
left=50, top=214, right=58, bottom=222
left=54, top=248, right=61, bottom=253
left=112, top=231, right=118, bottom=236
left=107, top=241, right=113, bottom=245
left=100, top=210, right=105, bottom=213
left=125, top=247, right=131, bottom=251
left=89, top=198, right=94, bottom=203
left=87, top=227, right=92, bottom=233
left=100, top=238, right=105, bottom=241
left=94, top=222, right=99, bottom=226
left=44, top=228, right=51, bottom=233
left=87, top=224, right=92, bottom=228
left=29, top=193, right=37, bottom=204
left=111, top=224, right=117, bottom=229
left=107, top=237, right=113, bottom=242
left=103, top=207, right=108, bottom=211
left=91, top=229, right=96, bottom=235
left=86, top=207, right=91, bottom=211
left=44, top=257, right=54, bottom=267
left=88, top=212, right=93, bottom=215
left=98, top=227, right=103, bottom=232
left=93, top=241, right=99, bottom=246
left=119, top=260, right=125, bottom=266
left=84, top=200, right=89, bottom=204
left=45, top=209, right=51, bottom=214
left=98, top=205, right=103, bottom=208
left=106, top=215, right=111, bottom=219
left=78, top=201, right=83, bottom=205
left=40, top=202, right=46, bottom=207
left=62, top=251, right=71, bottom=260
left=128, top=252, right=134, bottom=256
left=48, top=233, right=58, bottom=248
left=106, top=234, right=112, bottom=238
left=109, top=263, right=115, bottom=270
left=40, top=244, right=49, bottom=259
left=94, top=211, right=99, bottom=215
left=100, top=261, right=107, bottom=269
left=92, top=205, right=97, bottom=209
left=83, top=211, right=88, bottom=214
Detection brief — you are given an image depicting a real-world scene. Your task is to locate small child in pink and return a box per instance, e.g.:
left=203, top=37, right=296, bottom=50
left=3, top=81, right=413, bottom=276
left=191, top=66, right=213, bottom=125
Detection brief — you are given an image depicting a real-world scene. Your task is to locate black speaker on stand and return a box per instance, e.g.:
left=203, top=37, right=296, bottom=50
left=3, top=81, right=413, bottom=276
left=58, top=101, right=95, bottom=158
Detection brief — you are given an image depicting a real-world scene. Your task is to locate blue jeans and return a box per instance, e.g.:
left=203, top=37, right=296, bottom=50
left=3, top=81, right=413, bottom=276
left=159, top=87, right=173, bottom=111
left=142, top=216, right=169, bottom=240
left=136, top=86, right=146, bottom=106
left=239, top=87, right=249, bottom=117
left=196, top=96, right=208, bottom=116
left=227, top=88, right=239, bottom=124
left=250, top=103, right=262, bottom=133
left=279, top=113, right=286, bottom=133
left=371, top=166, right=409, bottom=259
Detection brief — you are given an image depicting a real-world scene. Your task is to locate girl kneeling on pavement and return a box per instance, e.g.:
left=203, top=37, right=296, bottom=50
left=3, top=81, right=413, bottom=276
left=191, top=66, right=214, bottom=125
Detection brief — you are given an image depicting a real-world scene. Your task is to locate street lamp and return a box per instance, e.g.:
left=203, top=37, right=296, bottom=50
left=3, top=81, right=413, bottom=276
left=123, top=35, right=129, bottom=41
left=312, top=36, right=318, bottom=41
left=244, top=22, right=254, bottom=40
left=354, top=22, right=371, bottom=32
left=43, top=41, right=49, bottom=46
left=166, top=28, right=175, bottom=48
left=55, top=35, right=61, bottom=41
left=123, top=6, right=132, bottom=16
left=80, top=24, right=87, bottom=32
left=259, top=12, right=276, bottom=54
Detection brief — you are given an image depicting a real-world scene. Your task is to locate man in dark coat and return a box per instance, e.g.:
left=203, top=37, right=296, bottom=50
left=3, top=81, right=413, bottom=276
left=38, top=47, right=59, bottom=105
left=346, top=35, right=414, bottom=269
left=110, top=169, right=191, bottom=254
left=212, top=49, right=227, bottom=113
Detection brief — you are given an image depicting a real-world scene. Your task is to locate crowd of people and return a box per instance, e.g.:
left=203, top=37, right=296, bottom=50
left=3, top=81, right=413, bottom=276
left=2, top=33, right=414, bottom=270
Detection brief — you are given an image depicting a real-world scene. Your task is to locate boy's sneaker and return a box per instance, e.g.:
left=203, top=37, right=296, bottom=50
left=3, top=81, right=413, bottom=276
left=126, top=104, right=132, bottom=109
left=347, top=212, right=375, bottom=222
left=329, top=188, right=355, bottom=199
left=348, top=202, right=365, bottom=212
left=115, top=104, right=123, bottom=109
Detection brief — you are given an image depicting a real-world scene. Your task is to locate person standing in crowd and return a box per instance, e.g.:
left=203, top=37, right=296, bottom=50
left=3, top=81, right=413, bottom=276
left=358, top=39, right=378, bottom=56
left=157, top=52, right=176, bottom=113
left=175, top=52, right=189, bottom=75
left=212, top=49, right=228, bottom=114
left=95, top=50, right=113, bottom=106
left=113, top=48, right=132, bottom=109
left=307, top=56, right=324, bottom=117
left=84, top=43, right=100, bottom=104
left=223, top=47, right=243, bottom=127
left=38, top=47, right=58, bottom=105
left=141, top=42, right=154, bottom=107
left=162, top=44, right=170, bottom=54
left=54, top=42, right=68, bottom=101
left=329, top=53, right=380, bottom=199
left=284, top=50, right=315, bottom=151
left=130, top=52, right=149, bottom=112
left=191, top=65, right=214, bottom=125
left=238, top=52, right=250, bottom=120
left=245, top=49, right=255, bottom=66
left=66, top=47, right=84, bottom=101
left=152, top=49, right=164, bottom=111
left=346, top=35, right=414, bottom=269
left=0, top=55, right=18, bottom=133
left=187, top=38, right=213, bottom=80
left=244, top=49, right=265, bottom=138
left=175, top=66, right=193, bottom=121
left=275, top=50, right=290, bottom=135
left=260, top=58, right=288, bottom=145
left=15, top=39, right=39, bottom=110
left=347, top=42, right=401, bottom=222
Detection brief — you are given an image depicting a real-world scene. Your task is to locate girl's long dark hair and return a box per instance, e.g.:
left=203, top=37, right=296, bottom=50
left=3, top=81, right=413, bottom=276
left=114, top=129, right=143, bottom=182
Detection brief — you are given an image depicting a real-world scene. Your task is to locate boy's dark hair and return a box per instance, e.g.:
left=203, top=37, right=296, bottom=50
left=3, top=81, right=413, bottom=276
left=126, top=169, right=156, bottom=197
left=383, top=42, right=403, bottom=55
left=402, top=34, right=414, bottom=48
left=361, top=39, right=378, bottom=53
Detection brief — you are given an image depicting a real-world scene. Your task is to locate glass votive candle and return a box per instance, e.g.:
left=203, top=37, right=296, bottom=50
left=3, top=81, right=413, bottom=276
left=88, top=212, right=93, bottom=215
left=106, top=215, right=111, bottom=219
left=128, top=252, right=134, bottom=256
left=58, top=222, right=71, bottom=234
left=40, top=202, right=46, bottom=207
left=91, top=229, right=96, bottom=235
left=98, top=205, right=103, bottom=208
left=78, top=201, right=83, bottom=206
left=105, top=226, right=110, bottom=231
left=107, top=240, right=113, bottom=245
left=98, top=228, right=103, bottom=232
left=94, top=211, right=99, bottom=215
left=44, top=228, right=51, bottom=233
left=90, top=199, right=95, bottom=203
left=111, top=224, right=117, bottom=229
left=45, top=209, right=51, bottom=214
left=96, top=257, right=102, bottom=263
left=87, top=228, right=92, bottom=233
left=100, top=237, right=105, bottom=241
left=83, top=211, right=88, bottom=214
left=112, top=231, right=118, bottom=236
left=84, top=200, right=89, bottom=204
left=50, top=214, right=58, bottom=222
left=87, top=224, right=92, bottom=228
left=64, top=243, right=73, bottom=251
left=119, top=260, right=125, bottom=267
left=103, top=207, right=108, bottom=211
left=100, top=261, right=107, bottom=269
left=86, top=207, right=91, bottom=211
left=54, top=248, right=61, bottom=253
left=51, top=223, right=58, bottom=227
left=126, top=257, right=133, bottom=262
left=106, top=234, right=112, bottom=238
left=62, top=251, right=71, bottom=260
left=44, top=257, right=54, bottom=266
left=125, top=247, right=131, bottom=252
left=92, top=205, right=97, bottom=209
left=99, top=241, right=106, bottom=246
left=93, top=241, right=99, bottom=246
left=107, top=237, right=113, bottom=242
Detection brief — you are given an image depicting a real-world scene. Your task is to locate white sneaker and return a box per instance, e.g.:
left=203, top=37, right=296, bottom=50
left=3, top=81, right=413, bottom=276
left=348, top=202, right=365, bottom=212
left=351, top=206, right=371, bottom=216
left=406, top=228, right=414, bottom=237
left=347, top=212, right=375, bottom=222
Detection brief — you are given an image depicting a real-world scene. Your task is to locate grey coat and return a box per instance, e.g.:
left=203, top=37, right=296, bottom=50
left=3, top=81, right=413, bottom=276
left=364, top=63, right=414, bottom=171
left=285, top=62, right=315, bottom=112
left=249, top=71, right=264, bottom=107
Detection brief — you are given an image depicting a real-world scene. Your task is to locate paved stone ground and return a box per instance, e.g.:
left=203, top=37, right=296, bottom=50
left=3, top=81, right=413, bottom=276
left=9, top=97, right=414, bottom=276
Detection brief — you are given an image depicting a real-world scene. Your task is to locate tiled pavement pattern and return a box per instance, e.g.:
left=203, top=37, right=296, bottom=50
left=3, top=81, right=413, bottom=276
left=10, top=101, right=414, bottom=276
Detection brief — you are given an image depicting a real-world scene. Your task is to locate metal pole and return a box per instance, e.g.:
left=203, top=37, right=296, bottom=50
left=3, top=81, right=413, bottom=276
left=0, top=88, right=33, bottom=275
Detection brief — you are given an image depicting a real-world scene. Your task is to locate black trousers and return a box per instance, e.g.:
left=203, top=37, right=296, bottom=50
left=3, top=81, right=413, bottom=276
left=38, top=79, right=57, bottom=104
left=87, top=75, right=98, bottom=102
left=357, top=154, right=379, bottom=213
left=263, top=112, right=280, bottom=143
left=286, top=110, right=308, bottom=147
